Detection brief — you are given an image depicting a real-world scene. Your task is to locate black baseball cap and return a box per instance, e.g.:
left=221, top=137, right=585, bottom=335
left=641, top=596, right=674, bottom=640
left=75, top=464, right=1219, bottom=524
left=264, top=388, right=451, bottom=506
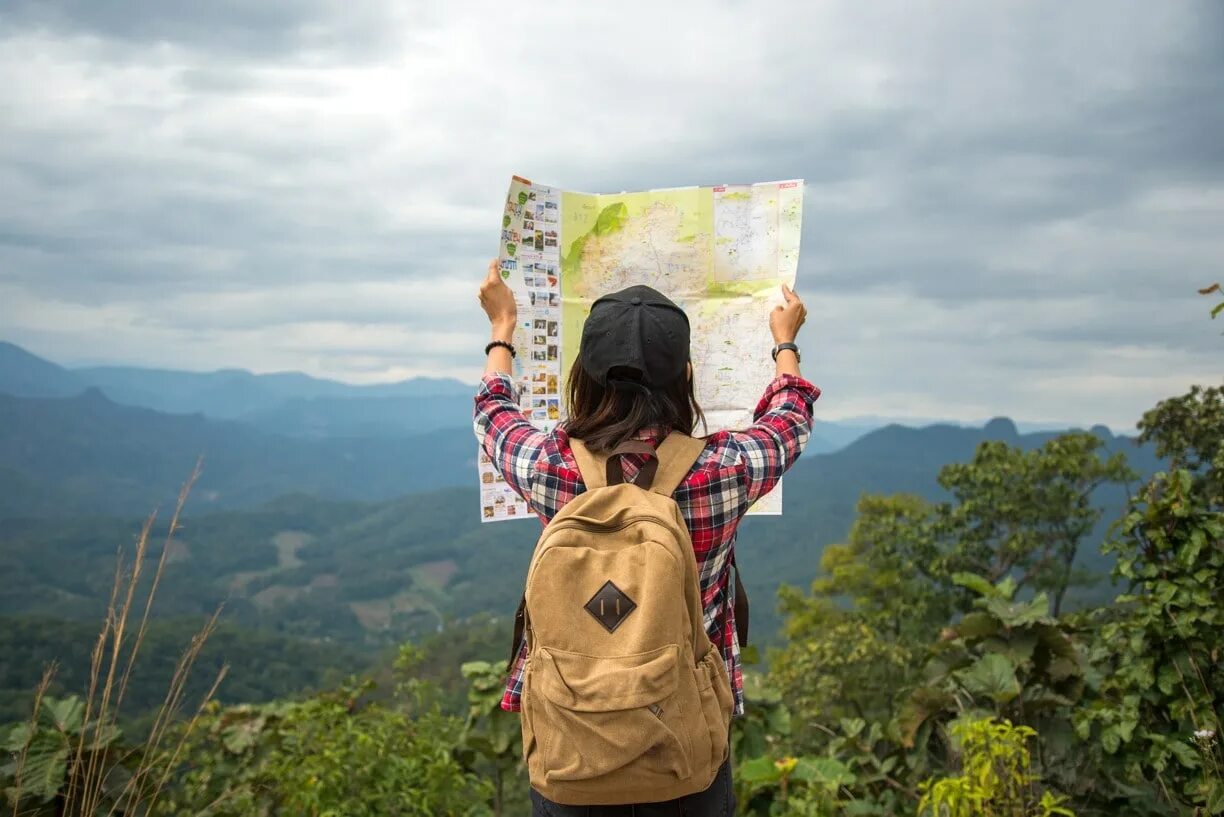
left=579, top=285, right=690, bottom=387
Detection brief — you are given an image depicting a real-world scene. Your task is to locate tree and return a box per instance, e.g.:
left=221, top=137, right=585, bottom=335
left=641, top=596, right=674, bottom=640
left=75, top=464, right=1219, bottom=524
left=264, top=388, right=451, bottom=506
left=899, top=573, right=1090, bottom=804
left=1136, top=385, right=1223, bottom=504
left=1075, top=386, right=1223, bottom=814
left=773, top=495, right=950, bottom=733
left=935, top=432, right=1135, bottom=615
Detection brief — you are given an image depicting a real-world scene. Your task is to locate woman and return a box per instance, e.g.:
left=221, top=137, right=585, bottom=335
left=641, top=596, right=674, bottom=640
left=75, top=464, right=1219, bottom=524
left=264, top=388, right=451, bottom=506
left=474, top=259, right=819, bottom=816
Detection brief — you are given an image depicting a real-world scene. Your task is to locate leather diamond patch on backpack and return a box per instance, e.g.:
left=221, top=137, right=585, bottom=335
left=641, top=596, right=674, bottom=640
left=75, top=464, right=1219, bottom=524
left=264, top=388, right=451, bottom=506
left=584, top=580, right=637, bottom=633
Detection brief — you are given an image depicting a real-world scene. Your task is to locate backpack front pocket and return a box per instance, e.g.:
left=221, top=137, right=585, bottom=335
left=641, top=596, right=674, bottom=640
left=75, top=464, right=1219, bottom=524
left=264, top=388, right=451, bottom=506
left=526, top=644, right=693, bottom=785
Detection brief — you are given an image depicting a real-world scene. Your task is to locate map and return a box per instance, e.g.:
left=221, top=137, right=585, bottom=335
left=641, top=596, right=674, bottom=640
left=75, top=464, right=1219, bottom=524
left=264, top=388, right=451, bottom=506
left=479, top=177, right=804, bottom=522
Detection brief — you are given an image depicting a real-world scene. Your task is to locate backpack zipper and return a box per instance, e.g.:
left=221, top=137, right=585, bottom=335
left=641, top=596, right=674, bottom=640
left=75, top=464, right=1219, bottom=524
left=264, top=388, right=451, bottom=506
left=538, top=512, right=689, bottom=544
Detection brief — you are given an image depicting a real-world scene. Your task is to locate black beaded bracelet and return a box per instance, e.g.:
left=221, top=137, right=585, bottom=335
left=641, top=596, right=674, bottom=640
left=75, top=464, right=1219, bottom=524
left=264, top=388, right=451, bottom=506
left=485, top=339, right=516, bottom=358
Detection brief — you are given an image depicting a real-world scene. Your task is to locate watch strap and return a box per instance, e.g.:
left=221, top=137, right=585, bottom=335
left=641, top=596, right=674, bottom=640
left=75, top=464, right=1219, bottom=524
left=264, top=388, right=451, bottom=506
left=771, top=342, right=800, bottom=362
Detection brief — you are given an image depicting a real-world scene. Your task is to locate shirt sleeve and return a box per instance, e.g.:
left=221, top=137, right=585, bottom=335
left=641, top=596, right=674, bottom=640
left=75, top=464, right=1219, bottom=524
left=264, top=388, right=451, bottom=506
left=472, top=372, right=547, bottom=504
left=727, top=373, right=820, bottom=506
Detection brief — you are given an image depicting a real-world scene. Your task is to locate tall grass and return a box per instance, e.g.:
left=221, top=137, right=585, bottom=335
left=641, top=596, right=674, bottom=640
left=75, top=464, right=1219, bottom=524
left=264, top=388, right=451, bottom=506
left=6, top=460, right=228, bottom=816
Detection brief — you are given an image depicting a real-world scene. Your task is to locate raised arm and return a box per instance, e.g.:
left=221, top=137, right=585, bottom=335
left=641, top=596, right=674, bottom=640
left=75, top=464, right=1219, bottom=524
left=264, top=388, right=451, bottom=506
left=473, top=259, right=545, bottom=503
left=728, top=284, right=820, bottom=506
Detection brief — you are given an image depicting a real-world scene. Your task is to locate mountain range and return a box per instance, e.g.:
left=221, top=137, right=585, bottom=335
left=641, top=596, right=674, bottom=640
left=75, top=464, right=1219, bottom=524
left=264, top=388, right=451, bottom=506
left=0, top=340, right=917, bottom=450
left=0, top=339, right=1166, bottom=722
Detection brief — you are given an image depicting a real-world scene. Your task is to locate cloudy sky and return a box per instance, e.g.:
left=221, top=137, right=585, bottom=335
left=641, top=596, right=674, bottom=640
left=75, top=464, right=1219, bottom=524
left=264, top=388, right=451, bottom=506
left=1, top=1, right=1220, bottom=429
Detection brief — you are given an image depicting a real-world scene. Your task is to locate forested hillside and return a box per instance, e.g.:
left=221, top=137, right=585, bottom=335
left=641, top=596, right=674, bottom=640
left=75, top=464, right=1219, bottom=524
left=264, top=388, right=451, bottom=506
left=0, top=413, right=1160, bottom=730
left=0, top=347, right=1212, bottom=817
left=4, top=381, right=1217, bottom=817
left=0, top=389, right=478, bottom=516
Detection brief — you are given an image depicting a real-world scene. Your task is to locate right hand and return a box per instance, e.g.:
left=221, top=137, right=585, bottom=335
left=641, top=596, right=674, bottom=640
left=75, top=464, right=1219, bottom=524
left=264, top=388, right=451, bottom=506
left=770, top=284, right=807, bottom=343
left=478, top=258, right=518, bottom=337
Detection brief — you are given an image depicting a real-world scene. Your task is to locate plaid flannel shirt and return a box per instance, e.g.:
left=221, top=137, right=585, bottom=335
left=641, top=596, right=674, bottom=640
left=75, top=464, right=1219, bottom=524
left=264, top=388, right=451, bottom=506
left=473, top=371, right=819, bottom=715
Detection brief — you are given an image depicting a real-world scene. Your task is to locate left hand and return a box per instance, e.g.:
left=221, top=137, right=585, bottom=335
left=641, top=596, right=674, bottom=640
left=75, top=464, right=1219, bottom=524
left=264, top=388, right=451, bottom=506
left=479, top=258, right=517, bottom=333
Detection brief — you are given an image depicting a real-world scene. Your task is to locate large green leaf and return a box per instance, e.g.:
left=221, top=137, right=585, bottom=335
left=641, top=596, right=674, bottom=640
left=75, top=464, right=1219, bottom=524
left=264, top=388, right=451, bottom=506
left=898, top=686, right=955, bottom=747
left=45, top=696, right=85, bottom=734
left=955, top=612, right=1001, bottom=640
left=766, top=703, right=791, bottom=737
left=793, top=756, right=856, bottom=790
left=982, top=594, right=1050, bottom=627
left=2, top=722, right=34, bottom=753
left=737, top=755, right=782, bottom=786
left=951, top=572, right=999, bottom=599
left=957, top=653, right=1020, bottom=704
left=7, top=732, right=69, bottom=803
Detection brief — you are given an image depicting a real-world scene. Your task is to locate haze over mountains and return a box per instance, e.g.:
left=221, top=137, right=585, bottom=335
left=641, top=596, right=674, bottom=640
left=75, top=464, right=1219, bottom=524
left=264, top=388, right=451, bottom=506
left=0, top=340, right=1095, bottom=453
left=1, top=337, right=1158, bottom=615
left=0, top=337, right=1165, bottom=721
left=0, top=339, right=1147, bottom=518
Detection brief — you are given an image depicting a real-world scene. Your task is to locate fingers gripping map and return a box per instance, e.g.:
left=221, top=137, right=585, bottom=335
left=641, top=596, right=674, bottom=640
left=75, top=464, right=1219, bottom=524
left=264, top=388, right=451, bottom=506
left=478, top=176, right=804, bottom=522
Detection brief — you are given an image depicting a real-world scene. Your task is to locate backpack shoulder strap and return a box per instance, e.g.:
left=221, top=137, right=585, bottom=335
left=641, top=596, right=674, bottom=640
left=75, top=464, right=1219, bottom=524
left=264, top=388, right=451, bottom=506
left=570, top=431, right=704, bottom=495
left=650, top=432, right=707, bottom=497
left=569, top=437, right=606, bottom=489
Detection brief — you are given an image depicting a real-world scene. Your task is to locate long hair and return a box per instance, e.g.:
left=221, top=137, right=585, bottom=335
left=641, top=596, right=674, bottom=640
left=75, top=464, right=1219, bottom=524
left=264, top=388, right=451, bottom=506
left=563, top=358, right=707, bottom=454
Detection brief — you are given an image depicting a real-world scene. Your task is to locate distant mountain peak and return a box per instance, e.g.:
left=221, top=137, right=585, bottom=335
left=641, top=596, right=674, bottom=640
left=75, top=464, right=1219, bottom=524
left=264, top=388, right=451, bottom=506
left=0, top=341, right=83, bottom=398
left=982, top=417, right=1020, bottom=439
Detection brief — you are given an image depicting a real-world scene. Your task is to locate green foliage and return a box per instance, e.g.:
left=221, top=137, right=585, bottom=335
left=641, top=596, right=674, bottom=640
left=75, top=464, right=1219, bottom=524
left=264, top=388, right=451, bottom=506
left=737, top=754, right=856, bottom=816
left=934, top=433, right=1135, bottom=615
left=918, top=717, right=1075, bottom=817
left=1201, top=283, right=1224, bottom=322
left=2, top=355, right=1201, bottom=816
left=456, top=659, right=527, bottom=817
left=733, top=673, right=794, bottom=763
left=1136, top=384, right=1223, bottom=503
left=1074, top=387, right=1223, bottom=813
left=903, top=575, right=1085, bottom=738
left=766, top=430, right=1151, bottom=816
left=157, top=679, right=491, bottom=817
left=772, top=495, right=950, bottom=737
left=1, top=694, right=125, bottom=812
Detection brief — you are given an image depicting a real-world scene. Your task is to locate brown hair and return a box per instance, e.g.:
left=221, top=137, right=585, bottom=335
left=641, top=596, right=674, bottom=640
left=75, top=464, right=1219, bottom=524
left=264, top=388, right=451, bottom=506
left=563, top=358, right=706, bottom=454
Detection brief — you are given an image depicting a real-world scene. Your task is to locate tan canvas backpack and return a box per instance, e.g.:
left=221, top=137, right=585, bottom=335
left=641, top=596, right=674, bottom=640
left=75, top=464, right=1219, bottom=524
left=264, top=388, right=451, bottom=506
left=507, top=431, right=734, bottom=806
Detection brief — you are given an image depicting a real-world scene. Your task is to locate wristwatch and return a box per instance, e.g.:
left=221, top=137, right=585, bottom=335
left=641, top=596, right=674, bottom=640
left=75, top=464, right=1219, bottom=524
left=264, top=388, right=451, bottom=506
left=771, top=342, right=800, bottom=362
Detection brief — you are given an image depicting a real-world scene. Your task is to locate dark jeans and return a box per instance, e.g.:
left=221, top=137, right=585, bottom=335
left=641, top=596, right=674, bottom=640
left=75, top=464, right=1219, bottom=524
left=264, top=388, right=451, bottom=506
left=529, top=759, right=735, bottom=817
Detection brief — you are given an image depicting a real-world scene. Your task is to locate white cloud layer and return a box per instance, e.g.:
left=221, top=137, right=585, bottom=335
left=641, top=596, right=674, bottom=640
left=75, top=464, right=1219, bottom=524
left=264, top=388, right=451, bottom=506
left=1, top=0, right=1221, bottom=428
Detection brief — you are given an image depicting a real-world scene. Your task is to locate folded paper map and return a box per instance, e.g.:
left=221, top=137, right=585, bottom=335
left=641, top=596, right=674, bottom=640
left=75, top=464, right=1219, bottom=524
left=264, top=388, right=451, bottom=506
left=478, top=176, right=804, bottom=522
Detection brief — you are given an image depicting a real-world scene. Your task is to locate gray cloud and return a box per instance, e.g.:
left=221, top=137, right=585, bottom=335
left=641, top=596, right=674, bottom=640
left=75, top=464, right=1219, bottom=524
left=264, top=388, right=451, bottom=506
left=0, top=0, right=1221, bottom=427
left=0, top=0, right=407, bottom=59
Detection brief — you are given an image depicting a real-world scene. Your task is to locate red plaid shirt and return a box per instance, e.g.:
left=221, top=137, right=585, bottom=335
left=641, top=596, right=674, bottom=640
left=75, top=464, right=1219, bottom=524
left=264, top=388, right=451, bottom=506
left=473, top=371, right=819, bottom=715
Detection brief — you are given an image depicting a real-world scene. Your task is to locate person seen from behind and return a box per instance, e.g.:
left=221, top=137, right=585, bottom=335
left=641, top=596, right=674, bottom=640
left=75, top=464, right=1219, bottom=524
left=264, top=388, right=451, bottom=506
left=474, top=259, right=819, bottom=816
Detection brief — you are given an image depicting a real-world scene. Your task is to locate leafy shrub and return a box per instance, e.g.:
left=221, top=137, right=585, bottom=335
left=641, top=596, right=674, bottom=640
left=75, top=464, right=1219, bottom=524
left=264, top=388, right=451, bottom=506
left=918, top=717, right=1074, bottom=817
left=156, top=679, right=490, bottom=817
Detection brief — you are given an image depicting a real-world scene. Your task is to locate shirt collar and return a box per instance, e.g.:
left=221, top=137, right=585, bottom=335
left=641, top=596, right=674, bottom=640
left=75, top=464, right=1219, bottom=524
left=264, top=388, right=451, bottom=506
left=632, top=425, right=669, bottom=444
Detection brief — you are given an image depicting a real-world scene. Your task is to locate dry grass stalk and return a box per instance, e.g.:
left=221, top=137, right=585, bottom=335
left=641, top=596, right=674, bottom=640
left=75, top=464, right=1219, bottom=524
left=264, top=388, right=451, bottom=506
left=9, top=460, right=224, bottom=817
left=115, top=462, right=201, bottom=715
left=63, top=543, right=129, bottom=816
left=75, top=513, right=156, bottom=814
left=112, top=606, right=225, bottom=813
left=140, top=662, right=230, bottom=813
